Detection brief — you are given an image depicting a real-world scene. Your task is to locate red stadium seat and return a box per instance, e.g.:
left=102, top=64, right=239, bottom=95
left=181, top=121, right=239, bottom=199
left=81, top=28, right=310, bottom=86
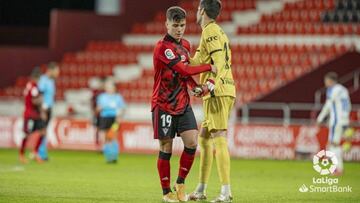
left=2, top=0, right=354, bottom=106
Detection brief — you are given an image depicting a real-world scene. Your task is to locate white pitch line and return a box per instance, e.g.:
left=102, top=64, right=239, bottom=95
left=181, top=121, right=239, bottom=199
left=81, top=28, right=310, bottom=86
left=0, top=165, right=25, bottom=173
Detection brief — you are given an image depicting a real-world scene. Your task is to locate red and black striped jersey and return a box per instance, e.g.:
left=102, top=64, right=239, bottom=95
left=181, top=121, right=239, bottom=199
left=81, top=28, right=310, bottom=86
left=151, top=34, right=211, bottom=115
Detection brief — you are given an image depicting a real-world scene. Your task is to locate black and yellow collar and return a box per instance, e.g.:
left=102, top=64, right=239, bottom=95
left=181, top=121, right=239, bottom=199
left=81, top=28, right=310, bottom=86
left=203, top=20, right=216, bottom=29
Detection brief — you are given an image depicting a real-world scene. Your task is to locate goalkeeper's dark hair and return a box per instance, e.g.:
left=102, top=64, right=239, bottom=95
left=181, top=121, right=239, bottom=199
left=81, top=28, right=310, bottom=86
left=200, top=0, right=222, bottom=20
left=324, top=72, right=338, bottom=82
left=166, top=6, right=186, bottom=22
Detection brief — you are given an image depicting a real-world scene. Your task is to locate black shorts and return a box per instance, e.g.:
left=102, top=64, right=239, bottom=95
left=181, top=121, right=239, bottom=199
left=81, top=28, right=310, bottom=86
left=98, top=117, right=116, bottom=130
left=152, top=105, right=198, bottom=139
left=23, top=118, right=46, bottom=134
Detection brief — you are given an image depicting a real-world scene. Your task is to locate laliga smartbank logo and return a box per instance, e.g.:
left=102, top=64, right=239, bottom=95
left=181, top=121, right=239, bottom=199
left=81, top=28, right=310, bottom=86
left=313, top=150, right=337, bottom=175
left=298, top=150, right=352, bottom=193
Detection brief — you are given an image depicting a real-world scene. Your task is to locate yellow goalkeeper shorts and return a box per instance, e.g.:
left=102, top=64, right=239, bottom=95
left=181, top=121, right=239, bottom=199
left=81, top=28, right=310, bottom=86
left=201, top=96, right=235, bottom=132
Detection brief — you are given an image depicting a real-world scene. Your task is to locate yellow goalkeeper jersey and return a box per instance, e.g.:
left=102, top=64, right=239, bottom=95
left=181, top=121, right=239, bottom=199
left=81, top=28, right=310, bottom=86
left=190, top=21, right=236, bottom=100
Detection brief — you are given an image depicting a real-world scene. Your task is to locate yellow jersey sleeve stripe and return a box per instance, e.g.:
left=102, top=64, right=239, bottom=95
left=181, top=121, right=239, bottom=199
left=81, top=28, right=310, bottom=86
left=209, top=49, right=222, bottom=55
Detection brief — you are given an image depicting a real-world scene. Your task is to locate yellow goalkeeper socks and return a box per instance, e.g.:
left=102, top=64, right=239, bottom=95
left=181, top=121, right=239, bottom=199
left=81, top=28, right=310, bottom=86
left=198, top=136, right=214, bottom=185
left=214, top=136, right=230, bottom=185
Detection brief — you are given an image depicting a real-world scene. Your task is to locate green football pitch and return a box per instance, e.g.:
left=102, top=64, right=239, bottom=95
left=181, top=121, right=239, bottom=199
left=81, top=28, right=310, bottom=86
left=0, top=149, right=359, bottom=202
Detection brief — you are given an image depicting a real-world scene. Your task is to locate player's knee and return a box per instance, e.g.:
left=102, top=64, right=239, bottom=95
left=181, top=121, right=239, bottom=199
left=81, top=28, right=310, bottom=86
left=185, top=140, right=197, bottom=149
left=159, top=139, right=173, bottom=153
left=160, top=147, right=172, bottom=153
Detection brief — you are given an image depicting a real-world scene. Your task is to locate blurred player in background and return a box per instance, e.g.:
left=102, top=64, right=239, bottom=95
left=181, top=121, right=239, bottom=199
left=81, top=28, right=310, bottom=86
left=90, top=77, right=106, bottom=150
left=152, top=6, right=217, bottom=202
left=189, top=0, right=236, bottom=202
left=19, top=68, right=46, bottom=163
left=37, top=62, right=60, bottom=161
left=317, top=72, right=351, bottom=176
left=96, top=78, right=126, bottom=163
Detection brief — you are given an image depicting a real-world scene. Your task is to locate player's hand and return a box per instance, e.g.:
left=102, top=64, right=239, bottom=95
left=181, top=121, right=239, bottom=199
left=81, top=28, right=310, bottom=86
left=191, top=85, right=205, bottom=97
left=210, top=65, right=217, bottom=74
left=191, top=79, right=215, bottom=97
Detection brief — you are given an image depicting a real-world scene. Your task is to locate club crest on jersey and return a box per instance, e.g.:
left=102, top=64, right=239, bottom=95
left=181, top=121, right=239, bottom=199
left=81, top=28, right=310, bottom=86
left=164, top=49, right=176, bottom=60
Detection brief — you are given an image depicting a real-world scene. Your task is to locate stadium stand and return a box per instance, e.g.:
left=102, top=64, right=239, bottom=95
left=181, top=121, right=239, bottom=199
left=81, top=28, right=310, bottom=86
left=0, top=0, right=358, bottom=122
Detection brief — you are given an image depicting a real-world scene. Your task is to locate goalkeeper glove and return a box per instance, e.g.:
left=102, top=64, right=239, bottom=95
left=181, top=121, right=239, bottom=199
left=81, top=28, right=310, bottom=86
left=205, top=79, right=215, bottom=97
left=191, top=79, right=215, bottom=97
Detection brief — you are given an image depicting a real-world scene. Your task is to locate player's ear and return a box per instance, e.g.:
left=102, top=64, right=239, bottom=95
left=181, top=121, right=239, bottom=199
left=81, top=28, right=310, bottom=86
left=165, top=20, right=170, bottom=29
left=165, top=21, right=168, bottom=31
left=200, top=8, right=205, bottom=16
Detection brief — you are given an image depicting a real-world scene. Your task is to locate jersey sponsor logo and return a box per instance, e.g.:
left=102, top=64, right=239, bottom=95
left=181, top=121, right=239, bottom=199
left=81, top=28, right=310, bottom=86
left=220, top=78, right=235, bottom=85
left=164, top=49, right=176, bottom=60
left=206, top=36, right=218, bottom=43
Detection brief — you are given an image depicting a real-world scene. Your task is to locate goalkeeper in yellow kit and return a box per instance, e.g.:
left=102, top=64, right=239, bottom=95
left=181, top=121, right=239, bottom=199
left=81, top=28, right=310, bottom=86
left=189, top=0, right=236, bottom=202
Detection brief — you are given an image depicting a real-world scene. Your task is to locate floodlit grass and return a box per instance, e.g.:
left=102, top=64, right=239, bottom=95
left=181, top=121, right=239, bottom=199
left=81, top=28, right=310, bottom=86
left=0, top=149, right=359, bottom=202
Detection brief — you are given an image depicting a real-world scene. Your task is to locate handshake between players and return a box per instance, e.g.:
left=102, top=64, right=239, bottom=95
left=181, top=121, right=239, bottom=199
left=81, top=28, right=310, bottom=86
left=190, top=77, right=216, bottom=98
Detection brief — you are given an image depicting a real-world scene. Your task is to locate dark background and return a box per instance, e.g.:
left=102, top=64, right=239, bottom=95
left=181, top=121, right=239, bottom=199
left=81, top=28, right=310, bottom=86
left=0, top=0, right=95, bottom=26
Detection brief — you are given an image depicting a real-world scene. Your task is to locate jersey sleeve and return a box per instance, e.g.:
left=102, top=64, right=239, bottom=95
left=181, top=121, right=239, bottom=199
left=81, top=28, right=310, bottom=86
left=190, top=49, right=202, bottom=65
left=317, top=86, right=340, bottom=123
left=157, top=45, right=211, bottom=76
left=116, top=94, right=126, bottom=109
left=184, top=39, right=202, bottom=65
left=317, top=100, right=331, bottom=123
left=186, top=76, right=199, bottom=89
